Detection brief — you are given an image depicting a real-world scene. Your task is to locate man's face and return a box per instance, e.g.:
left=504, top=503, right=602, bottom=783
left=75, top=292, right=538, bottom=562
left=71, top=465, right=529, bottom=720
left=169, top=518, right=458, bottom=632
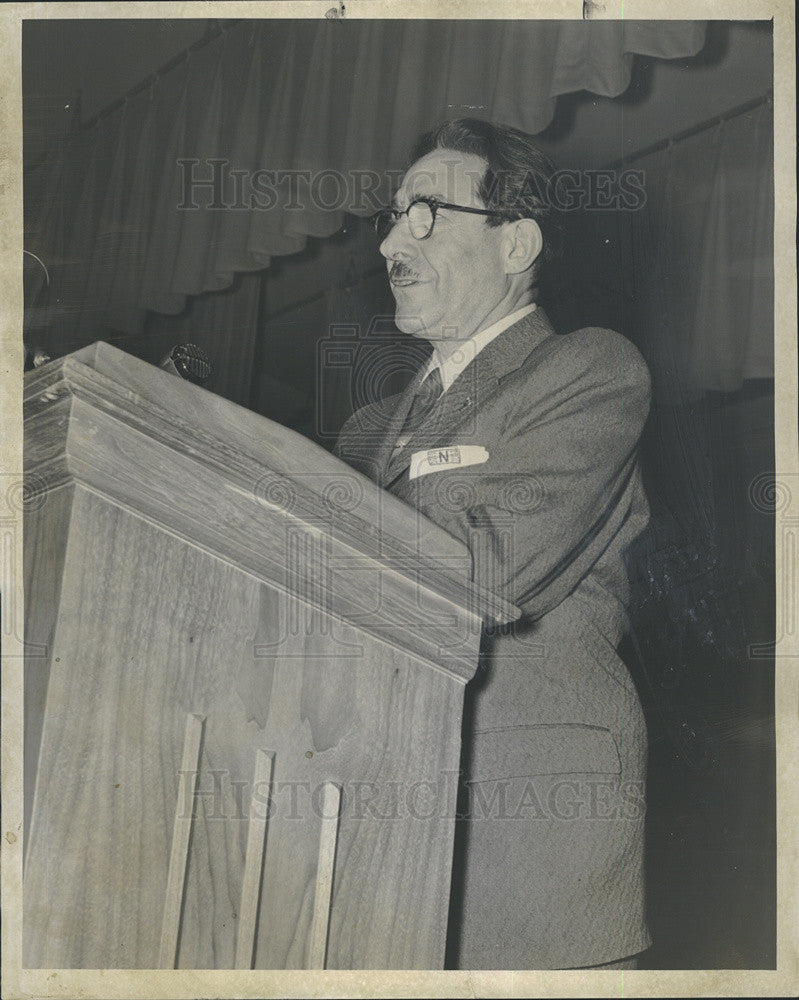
left=380, top=149, right=509, bottom=342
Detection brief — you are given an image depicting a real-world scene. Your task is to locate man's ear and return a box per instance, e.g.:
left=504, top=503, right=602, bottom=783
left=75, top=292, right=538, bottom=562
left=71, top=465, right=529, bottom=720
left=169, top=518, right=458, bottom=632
left=503, top=219, right=543, bottom=275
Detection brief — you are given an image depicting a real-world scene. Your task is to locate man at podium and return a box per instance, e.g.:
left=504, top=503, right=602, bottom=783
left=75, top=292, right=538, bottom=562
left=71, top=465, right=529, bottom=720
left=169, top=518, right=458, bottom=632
left=335, top=118, right=652, bottom=970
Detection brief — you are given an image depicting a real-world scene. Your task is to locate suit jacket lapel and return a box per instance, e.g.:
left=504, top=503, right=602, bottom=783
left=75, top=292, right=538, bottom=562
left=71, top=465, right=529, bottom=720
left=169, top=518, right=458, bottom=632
left=382, top=308, right=557, bottom=487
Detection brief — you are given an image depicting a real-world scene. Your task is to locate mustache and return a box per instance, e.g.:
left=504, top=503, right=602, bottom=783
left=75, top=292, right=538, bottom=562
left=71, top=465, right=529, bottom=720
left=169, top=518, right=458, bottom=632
left=388, top=262, right=420, bottom=282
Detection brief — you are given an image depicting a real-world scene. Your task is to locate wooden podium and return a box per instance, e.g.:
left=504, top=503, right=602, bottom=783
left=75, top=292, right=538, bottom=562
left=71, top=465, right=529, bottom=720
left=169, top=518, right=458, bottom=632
left=23, top=343, right=517, bottom=970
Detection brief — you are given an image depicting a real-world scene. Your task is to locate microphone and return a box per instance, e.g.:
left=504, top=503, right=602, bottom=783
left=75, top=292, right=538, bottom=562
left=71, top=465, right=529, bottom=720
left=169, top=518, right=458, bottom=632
left=159, top=343, right=213, bottom=386
left=23, top=343, right=51, bottom=372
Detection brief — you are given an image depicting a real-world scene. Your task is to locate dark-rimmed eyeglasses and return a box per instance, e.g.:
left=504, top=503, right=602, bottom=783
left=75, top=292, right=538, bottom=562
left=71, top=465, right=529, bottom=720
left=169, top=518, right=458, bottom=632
left=371, top=196, right=507, bottom=243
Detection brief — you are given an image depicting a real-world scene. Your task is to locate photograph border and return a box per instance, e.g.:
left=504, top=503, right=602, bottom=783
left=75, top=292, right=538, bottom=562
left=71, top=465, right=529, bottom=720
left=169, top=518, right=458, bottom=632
left=1, top=2, right=796, bottom=997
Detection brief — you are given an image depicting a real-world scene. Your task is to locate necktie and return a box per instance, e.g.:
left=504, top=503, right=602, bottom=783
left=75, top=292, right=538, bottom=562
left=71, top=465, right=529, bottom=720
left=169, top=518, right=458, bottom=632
left=393, top=366, right=443, bottom=454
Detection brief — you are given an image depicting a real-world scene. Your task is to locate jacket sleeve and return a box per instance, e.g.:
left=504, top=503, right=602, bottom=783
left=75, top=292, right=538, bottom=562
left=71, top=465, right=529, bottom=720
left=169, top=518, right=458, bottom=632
left=333, top=399, right=398, bottom=482
left=424, top=330, right=651, bottom=620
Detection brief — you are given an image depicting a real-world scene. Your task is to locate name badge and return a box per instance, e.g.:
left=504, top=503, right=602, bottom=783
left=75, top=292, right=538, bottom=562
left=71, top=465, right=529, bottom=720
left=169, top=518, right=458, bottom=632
left=409, top=445, right=489, bottom=480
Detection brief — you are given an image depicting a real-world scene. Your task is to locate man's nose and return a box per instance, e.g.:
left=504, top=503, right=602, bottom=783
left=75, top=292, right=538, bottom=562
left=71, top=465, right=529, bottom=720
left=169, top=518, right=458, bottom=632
left=379, top=217, right=414, bottom=260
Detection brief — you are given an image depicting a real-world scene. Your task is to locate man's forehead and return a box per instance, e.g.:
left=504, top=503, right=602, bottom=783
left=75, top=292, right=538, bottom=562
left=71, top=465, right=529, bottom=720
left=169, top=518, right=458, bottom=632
left=395, top=149, right=486, bottom=207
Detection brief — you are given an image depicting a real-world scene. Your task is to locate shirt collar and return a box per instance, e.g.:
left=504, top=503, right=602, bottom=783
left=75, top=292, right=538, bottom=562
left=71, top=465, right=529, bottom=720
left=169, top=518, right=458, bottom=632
left=427, top=303, right=537, bottom=392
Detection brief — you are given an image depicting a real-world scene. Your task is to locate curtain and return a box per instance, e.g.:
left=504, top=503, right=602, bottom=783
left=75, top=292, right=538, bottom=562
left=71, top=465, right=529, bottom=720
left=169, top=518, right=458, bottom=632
left=574, top=102, right=776, bottom=965
left=688, top=106, right=774, bottom=392
left=25, top=18, right=706, bottom=366
left=564, top=99, right=775, bottom=765
left=630, top=100, right=774, bottom=397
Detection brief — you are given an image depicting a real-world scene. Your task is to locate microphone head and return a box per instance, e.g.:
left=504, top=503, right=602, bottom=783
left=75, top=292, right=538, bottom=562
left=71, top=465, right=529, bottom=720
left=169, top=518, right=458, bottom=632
left=159, top=343, right=212, bottom=385
left=23, top=344, right=52, bottom=371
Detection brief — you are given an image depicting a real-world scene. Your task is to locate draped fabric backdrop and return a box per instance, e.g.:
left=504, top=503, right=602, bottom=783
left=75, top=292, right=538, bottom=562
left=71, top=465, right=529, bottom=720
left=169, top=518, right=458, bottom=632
left=556, top=100, right=775, bottom=966
left=24, top=18, right=706, bottom=402
left=559, top=97, right=774, bottom=721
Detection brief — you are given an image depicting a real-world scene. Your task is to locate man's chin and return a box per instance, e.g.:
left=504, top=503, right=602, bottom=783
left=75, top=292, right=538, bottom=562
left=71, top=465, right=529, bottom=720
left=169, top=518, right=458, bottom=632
left=393, top=311, right=429, bottom=338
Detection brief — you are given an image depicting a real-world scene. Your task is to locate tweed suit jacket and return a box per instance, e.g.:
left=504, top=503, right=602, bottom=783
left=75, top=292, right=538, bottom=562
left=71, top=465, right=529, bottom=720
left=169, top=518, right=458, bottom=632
left=334, top=307, right=652, bottom=969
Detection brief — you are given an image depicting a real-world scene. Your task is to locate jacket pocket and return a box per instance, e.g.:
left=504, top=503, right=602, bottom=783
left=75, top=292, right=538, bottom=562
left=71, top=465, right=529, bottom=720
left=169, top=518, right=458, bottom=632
left=469, top=723, right=621, bottom=780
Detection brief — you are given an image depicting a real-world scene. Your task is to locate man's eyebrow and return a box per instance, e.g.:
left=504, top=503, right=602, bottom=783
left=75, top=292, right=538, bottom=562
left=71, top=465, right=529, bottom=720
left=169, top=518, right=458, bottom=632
left=391, top=192, right=448, bottom=209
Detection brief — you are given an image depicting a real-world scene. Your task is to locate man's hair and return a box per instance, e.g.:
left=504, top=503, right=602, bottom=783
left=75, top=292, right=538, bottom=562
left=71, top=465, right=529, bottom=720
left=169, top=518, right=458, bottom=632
left=409, top=118, right=564, bottom=303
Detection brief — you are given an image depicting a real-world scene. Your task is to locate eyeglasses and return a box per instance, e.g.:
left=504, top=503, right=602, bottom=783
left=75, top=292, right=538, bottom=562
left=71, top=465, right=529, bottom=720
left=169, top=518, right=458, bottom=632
left=371, top=196, right=507, bottom=243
